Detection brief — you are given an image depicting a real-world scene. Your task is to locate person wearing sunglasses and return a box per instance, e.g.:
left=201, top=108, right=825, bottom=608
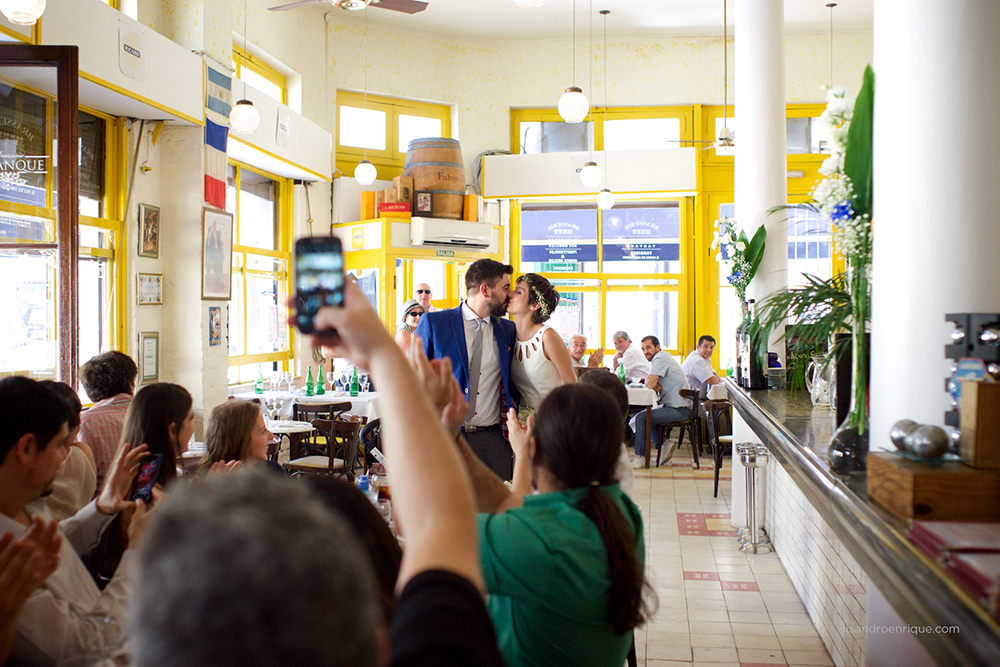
left=414, top=283, right=440, bottom=313
left=395, top=299, right=426, bottom=353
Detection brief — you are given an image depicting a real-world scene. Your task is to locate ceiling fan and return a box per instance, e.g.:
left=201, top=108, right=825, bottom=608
left=268, top=0, right=428, bottom=15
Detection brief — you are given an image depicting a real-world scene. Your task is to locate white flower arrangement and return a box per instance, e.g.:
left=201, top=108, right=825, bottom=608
left=809, top=86, right=872, bottom=266
left=711, top=216, right=766, bottom=307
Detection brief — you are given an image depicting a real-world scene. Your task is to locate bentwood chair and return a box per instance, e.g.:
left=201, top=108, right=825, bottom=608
left=292, top=401, right=352, bottom=456
left=652, top=389, right=702, bottom=468
left=283, top=419, right=362, bottom=481
left=704, top=399, right=733, bottom=497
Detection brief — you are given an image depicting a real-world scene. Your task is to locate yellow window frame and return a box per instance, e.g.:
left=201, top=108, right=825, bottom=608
left=509, top=196, right=694, bottom=357
left=233, top=43, right=287, bottom=105
left=509, top=105, right=694, bottom=154
left=228, top=160, right=294, bottom=380
left=335, top=90, right=451, bottom=182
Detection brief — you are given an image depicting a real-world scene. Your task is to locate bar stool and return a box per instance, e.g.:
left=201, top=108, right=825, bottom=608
left=737, top=444, right=771, bottom=554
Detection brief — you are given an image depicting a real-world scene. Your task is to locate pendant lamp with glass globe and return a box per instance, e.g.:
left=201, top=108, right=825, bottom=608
left=558, top=0, right=588, bottom=123
left=0, top=0, right=45, bottom=25
left=596, top=9, right=614, bottom=210
left=354, top=6, right=378, bottom=185
left=230, top=0, right=260, bottom=135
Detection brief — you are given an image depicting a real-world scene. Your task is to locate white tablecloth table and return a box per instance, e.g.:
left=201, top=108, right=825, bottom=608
left=626, top=386, right=657, bottom=469
left=267, top=420, right=318, bottom=460
left=232, top=391, right=381, bottom=421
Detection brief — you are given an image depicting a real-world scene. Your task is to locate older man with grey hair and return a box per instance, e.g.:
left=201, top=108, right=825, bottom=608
left=611, top=330, right=651, bottom=384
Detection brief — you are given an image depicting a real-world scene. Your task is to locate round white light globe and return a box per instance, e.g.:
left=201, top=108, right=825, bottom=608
left=558, top=87, right=589, bottom=124
left=596, top=188, right=616, bottom=210
left=354, top=160, right=377, bottom=185
left=229, top=100, right=260, bottom=134
left=0, top=0, right=45, bottom=25
left=579, top=161, right=602, bottom=188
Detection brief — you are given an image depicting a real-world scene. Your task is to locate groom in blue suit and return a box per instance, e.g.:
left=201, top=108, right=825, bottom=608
left=416, top=259, right=520, bottom=480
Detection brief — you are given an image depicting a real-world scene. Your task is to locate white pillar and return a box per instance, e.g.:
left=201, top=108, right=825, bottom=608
left=735, top=0, right=788, bottom=361
left=870, top=0, right=1000, bottom=449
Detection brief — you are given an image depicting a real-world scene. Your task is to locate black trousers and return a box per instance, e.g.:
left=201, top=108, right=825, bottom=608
left=464, top=427, right=513, bottom=481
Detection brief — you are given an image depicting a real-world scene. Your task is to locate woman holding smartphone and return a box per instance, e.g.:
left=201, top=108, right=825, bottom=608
left=84, top=383, right=193, bottom=586
left=199, top=399, right=281, bottom=474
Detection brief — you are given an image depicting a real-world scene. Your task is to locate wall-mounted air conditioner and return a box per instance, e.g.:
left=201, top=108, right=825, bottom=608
left=410, top=217, right=491, bottom=249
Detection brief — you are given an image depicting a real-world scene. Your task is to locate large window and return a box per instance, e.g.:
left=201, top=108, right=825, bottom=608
left=336, top=91, right=451, bottom=181
left=0, top=82, right=121, bottom=381
left=516, top=201, right=686, bottom=357
left=226, top=163, right=292, bottom=385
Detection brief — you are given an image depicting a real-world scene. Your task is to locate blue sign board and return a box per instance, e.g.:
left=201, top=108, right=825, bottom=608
left=521, top=208, right=597, bottom=263
left=602, top=206, right=680, bottom=262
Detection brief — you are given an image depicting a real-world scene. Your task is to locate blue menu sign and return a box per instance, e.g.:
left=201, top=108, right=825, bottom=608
left=602, top=207, right=680, bottom=262
left=520, top=208, right=598, bottom=263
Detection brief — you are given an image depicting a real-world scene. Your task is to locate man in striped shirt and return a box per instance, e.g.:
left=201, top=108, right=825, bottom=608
left=78, top=351, right=137, bottom=490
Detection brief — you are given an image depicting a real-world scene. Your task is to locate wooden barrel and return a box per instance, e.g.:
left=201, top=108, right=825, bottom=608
left=403, top=137, right=465, bottom=220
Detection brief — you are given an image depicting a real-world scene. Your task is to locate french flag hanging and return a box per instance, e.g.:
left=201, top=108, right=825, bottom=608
left=204, top=65, right=232, bottom=209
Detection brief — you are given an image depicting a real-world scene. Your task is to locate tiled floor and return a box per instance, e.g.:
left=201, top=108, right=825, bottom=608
left=629, top=445, right=833, bottom=667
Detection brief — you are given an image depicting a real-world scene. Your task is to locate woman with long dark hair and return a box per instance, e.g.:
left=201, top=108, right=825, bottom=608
left=411, top=338, right=655, bottom=667
left=85, top=383, right=192, bottom=585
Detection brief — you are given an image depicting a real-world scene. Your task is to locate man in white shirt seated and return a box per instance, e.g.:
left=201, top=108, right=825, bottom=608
left=632, top=336, right=692, bottom=467
left=611, top=331, right=651, bottom=384
left=568, top=334, right=605, bottom=369
left=682, top=335, right=722, bottom=399
left=0, top=376, right=156, bottom=666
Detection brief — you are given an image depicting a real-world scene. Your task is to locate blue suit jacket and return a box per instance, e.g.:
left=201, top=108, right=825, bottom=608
left=415, top=305, right=519, bottom=414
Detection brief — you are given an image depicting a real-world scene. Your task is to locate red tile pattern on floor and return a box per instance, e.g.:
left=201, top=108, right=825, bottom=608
left=683, top=570, right=721, bottom=581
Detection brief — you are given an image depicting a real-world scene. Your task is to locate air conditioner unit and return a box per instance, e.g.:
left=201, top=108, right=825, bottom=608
left=409, top=217, right=491, bottom=250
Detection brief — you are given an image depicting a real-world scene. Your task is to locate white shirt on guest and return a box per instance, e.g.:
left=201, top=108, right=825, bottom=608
left=463, top=301, right=502, bottom=427
left=682, top=350, right=719, bottom=398
left=619, top=344, right=651, bottom=384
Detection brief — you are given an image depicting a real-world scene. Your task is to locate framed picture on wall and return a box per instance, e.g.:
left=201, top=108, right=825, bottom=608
left=136, top=273, right=162, bottom=305
left=138, top=204, right=160, bottom=258
left=138, top=332, right=159, bottom=385
left=202, top=208, right=233, bottom=300
left=209, top=306, right=222, bottom=346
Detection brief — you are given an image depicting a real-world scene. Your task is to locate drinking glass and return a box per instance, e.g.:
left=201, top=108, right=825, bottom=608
left=360, top=374, right=370, bottom=393
left=283, top=371, right=294, bottom=392
left=328, top=371, right=338, bottom=393
left=341, top=370, right=351, bottom=390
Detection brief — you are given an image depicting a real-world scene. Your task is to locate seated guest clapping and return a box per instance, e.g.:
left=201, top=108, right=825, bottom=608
left=0, top=376, right=156, bottom=665
left=410, top=346, right=656, bottom=667
left=130, top=282, right=503, bottom=667
left=85, top=383, right=193, bottom=586
left=198, top=399, right=278, bottom=474
left=0, top=520, right=62, bottom=664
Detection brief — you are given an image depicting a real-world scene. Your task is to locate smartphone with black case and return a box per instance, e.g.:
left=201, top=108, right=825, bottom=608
left=294, top=236, right=344, bottom=334
left=130, top=454, right=163, bottom=503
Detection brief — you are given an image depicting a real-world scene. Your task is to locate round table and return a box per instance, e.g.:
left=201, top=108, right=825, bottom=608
left=267, top=420, right=317, bottom=461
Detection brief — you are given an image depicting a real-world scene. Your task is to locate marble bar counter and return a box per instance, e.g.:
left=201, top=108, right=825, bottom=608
left=725, top=378, right=1000, bottom=667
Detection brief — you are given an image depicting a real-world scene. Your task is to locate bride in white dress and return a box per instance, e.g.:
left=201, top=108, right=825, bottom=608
left=508, top=274, right=577, bottom=419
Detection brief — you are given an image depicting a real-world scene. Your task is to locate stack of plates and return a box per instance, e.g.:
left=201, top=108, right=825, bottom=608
left=767, top=368, right=786, bottom=389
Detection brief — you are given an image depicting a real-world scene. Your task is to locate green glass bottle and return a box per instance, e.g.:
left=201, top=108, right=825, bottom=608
left=316, top=365, right=326, bottom=395
left=617, top=361, right=626, bottom=384
left=350, top=368, right=359, bottom=397
left=255, top=366, right=264, bottom=394
left=305, top=366, right=315, bottom=396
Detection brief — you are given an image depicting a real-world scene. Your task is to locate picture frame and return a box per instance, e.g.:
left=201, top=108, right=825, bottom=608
left=136, top=273, right=163, bottom=305
left=415, top=190, right=433, bottom=215
left=209, top=306, right=222, bottom=346
left=138, top=332, right=159, bottom=385
left=138, top=203, right=160, bottom=258
left=202, top=208, right=234, bottom=300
